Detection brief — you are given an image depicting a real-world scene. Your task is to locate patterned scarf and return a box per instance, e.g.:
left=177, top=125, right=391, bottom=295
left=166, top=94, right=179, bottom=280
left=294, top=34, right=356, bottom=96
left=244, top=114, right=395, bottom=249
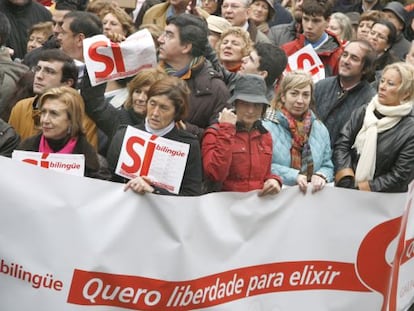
left=160, top=56, right=205, bottom=80
left=282, top=107, right=314, bottom=181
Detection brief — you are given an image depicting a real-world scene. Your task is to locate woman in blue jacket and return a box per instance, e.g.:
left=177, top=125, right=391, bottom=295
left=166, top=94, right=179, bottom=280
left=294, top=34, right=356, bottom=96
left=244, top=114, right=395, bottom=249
left=263, top=71, right=334, bottom=193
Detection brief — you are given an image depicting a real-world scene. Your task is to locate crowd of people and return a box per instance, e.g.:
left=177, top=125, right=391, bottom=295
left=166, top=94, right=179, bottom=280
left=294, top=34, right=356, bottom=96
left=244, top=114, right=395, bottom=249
left=0, top=0, right=414, bottom=198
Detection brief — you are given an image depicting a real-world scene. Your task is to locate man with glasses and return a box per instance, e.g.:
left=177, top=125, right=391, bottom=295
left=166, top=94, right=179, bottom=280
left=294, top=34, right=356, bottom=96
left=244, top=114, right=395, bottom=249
left=221, top=0, right=270, bottom=43
left=9, top=49, right=98, bottom=148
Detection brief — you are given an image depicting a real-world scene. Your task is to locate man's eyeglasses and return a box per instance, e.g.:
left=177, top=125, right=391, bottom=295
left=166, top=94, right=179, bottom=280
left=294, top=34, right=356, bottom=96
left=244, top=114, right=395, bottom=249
left=31, top=65, right=58, bottom=76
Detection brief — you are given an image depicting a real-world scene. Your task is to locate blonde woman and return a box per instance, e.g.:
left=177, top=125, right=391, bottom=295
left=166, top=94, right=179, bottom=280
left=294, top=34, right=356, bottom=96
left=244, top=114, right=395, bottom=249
left=216, top=27, right=253, bottom=72
left=263, top=71, right=334, bottom=193
left=334, top=62, right=414, bottom=192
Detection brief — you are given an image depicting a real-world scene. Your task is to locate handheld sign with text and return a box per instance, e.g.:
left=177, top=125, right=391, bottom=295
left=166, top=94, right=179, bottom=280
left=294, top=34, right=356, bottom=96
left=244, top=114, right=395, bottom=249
left=115, top=126, right=190, bottom=194
left=285, top=44, right=325, bottom=83
left=83, top=29, right=157, bottom=86
left=12, top=151, right=85, bottom=176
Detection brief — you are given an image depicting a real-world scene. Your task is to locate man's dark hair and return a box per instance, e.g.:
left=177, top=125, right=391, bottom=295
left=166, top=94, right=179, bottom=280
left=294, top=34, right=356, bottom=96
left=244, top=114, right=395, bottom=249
left=348, top=40, right=376, bottom=81
left=0, top=12, right=11, bottom=47
left=64, top=11, right=103, bottom=38
left=302, top=0, right=333, bottom=20
left=255, top=42, right=287, bottom=88
left=38, top=49, right=78, bottom=87
left=166, top=14, right=208, bottom=57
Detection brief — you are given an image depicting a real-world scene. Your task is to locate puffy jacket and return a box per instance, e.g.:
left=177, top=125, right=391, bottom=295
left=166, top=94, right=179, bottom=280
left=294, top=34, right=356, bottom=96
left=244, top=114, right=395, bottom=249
left=202, top=121, right=282, bottom=192
left=334, top=105, right=414, bottom=192
left=281, top=32, right=343, bottom=77
left=263, top=109, right=334, bottom=186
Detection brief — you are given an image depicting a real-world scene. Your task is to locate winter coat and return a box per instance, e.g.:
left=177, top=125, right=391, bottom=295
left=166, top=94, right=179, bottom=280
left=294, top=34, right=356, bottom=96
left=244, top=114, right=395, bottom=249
left=263, top=109, right=334, bottom=186
left=106, top=123, right=202, bottom=196
left=202, top=121, right=282, bottom=192
left=17, top=133, right=111, bottom=180
left=0, top=47, right=29, bottom=116
left=281, top=32, right=344, bottom=76
left=8, top=96, right=98, bottom=150
left=0, top=0, right=52, bottom=60
left=0, top=117, right=20, bottom=157
left=268, top=21, right=299, bottom=47
left=334, top=105, right=414, bottom=193
left=169, top=60, right=231, bottom=139
left=314, top=76, right=376, bottom=147
left=142, top=1, right=209, bottom=29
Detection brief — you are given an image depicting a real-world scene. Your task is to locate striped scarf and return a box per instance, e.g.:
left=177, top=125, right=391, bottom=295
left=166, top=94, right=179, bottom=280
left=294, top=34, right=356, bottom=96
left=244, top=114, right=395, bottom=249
left=160, top=56, right=205, bottom=79
left=282, top=107, right=314, bottom=181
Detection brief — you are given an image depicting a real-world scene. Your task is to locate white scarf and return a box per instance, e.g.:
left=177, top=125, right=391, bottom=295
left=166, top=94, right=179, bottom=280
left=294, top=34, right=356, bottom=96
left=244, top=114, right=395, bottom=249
left=145, top=118, right=175, bottom=137
left=353, top=95, right=413, bottom=184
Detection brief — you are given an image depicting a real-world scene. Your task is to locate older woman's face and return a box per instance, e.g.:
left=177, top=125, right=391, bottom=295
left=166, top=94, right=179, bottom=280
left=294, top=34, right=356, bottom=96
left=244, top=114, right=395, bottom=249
left=202, top=0, right=219, bottom=14
left=249, top=0, right=269, bottom=24
left=40, top=98, right=71, bottom=140
left=368, top=23, right=390, bottom=54
left=27, top=30, right=48, bottom=53
left=131, top=85, right=150, bottom=116
left=219, top=34, right=246, bottom=65
left=102, top=13, right=125, bottom=37
left=328, top=18, right=342, bottom=39
left=282, top=84, right=312, bottom=119
left=147, top=95, right=176, bottom=130
left=357, top=20, right=374, bottom=41
left=378, top=68, right=407, bottom=106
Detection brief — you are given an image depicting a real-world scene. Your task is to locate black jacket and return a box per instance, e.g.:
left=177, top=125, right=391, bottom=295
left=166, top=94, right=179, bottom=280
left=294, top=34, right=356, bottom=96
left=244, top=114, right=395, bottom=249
left=334, top=105, right=414, bottom=192
left=106, top=123, right=202, bottom=196
left=0, top=118, right=20, bottom=157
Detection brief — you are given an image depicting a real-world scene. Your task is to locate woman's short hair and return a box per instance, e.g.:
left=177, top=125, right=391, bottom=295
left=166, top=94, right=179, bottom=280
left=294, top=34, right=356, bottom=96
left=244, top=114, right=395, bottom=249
left=272, top=70, right=315, bottom=110
left=358, top=10, right=384, bottom=25
left=38, top=86, right=86, bottom=137
left=382, top=62, right=414, bottom=102
left=28, top=21, right=53, bottom=39
left=124, top=68, right=167, bottom=110
left=374, top=19, right=397, bottom=46
left=147, top=77, right=190, bottom=121
left=99, top=6, right=135, bottom=36
left=216, top=27, right=253, bottom=58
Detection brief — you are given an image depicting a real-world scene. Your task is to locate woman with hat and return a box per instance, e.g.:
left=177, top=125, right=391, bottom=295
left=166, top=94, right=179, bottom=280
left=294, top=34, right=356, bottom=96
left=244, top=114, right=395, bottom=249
left=202, top=74, right=282, bottom=195
left=263, top=71, right=334, bottom=193
left=248, top=0, right=275, bottom=35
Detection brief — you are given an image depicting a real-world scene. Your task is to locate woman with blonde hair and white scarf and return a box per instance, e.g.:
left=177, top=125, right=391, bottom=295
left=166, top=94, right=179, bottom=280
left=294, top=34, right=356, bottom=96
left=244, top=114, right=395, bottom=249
left=334, top=62, right=414, bottom=192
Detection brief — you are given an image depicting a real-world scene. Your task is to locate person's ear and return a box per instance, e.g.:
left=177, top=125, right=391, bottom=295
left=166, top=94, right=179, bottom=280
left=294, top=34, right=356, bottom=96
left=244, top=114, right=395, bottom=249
left=181, top=42, right=193, bottom=55
left=64, top=79, right=75, bottom=87
left=259, top=70, right=268, bottom=79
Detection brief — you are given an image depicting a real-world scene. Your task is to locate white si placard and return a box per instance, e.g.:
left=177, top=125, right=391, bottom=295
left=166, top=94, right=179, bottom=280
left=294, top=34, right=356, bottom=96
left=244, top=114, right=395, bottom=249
left=83, top=29, right=157, bottom=86
left=12, top=150, right=85, bottom=176
left=285, top=44, right=325, bottom=82
left=115, top=126, right=190, bottom=194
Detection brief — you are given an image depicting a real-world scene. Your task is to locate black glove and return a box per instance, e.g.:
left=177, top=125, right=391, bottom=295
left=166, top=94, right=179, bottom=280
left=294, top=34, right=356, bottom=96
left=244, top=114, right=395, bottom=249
left=336, top=176, right=355, bottom=189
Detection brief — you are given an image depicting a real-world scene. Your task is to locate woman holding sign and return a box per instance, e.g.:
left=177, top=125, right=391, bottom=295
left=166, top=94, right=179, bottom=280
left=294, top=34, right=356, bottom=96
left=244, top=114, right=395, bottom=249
left=16, top=86, right=111, bottom=180
left=334, top=62, right=414, bottom=192
left=263, top=71, right=334, bottom=193
left=106, top=76, right=202, bottom=196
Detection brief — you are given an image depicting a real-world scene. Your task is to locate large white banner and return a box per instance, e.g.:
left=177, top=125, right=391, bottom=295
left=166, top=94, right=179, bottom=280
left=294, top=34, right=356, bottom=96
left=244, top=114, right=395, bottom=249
left=0, top=156, right=413, bottom=311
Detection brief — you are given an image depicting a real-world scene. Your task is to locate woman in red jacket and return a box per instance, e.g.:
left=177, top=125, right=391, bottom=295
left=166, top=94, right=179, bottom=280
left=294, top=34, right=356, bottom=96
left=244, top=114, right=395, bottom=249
left=202, top=74, right=282, bottom=195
